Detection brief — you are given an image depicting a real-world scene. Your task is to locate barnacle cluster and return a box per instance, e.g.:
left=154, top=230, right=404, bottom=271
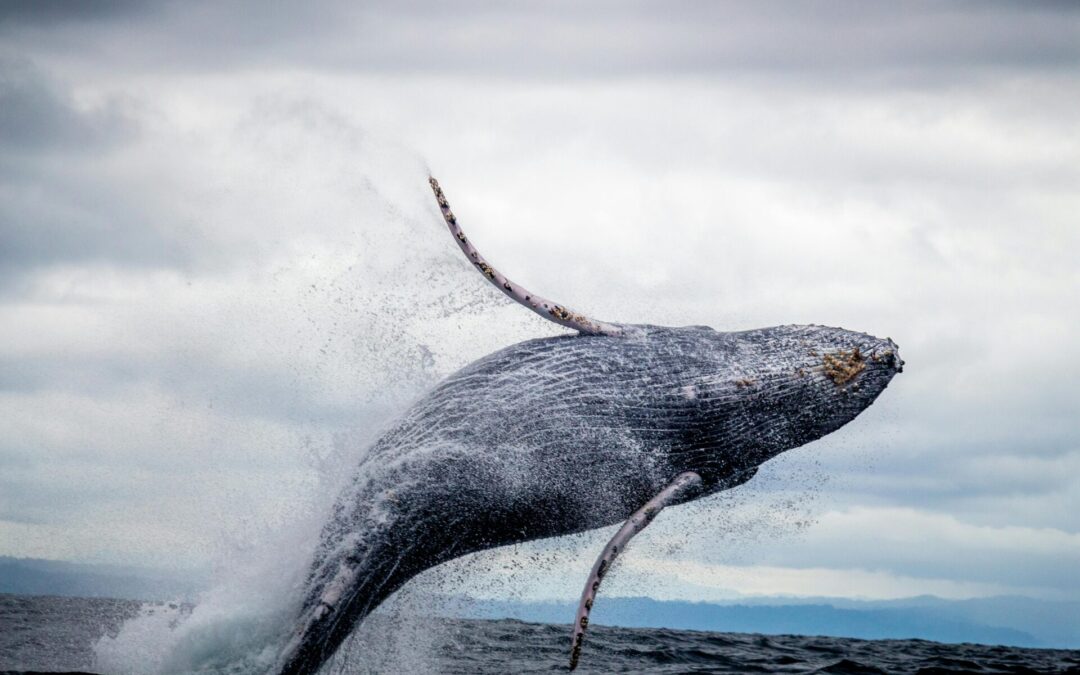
left=822, top=348, right=866, bottom=386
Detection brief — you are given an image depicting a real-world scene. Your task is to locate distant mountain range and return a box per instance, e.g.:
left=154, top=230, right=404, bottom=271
left=0, top=556, right=204, bottom=602
left=3, top=556, right=1077, bottom=649
left=461, top=595, right=1080, bottom=649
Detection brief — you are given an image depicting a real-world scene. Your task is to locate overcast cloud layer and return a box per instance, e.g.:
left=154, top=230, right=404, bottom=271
left=1, top=1, right=1078, bottom=606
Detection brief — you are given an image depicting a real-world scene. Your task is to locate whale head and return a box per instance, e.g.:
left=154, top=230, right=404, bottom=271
left=644, top=323, right=903, bottom=485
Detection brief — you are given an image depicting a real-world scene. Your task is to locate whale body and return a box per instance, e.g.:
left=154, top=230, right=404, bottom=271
left=276, top=322, right=903, bottom=673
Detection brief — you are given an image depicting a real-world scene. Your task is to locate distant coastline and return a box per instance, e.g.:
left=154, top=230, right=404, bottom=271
left=0, top=556, right=205, bottom=602
left=2, top=556, right=1077, bottom=650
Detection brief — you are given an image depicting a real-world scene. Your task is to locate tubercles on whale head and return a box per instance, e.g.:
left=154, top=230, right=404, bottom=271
left=650, top=324, right=903, bottom=481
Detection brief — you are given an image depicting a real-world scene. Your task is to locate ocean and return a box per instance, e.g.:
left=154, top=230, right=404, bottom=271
left=2, top=594, right=1079, bottom=674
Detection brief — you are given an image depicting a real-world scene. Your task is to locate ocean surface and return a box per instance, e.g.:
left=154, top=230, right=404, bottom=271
left=3, top=593, right=1079, bottom=674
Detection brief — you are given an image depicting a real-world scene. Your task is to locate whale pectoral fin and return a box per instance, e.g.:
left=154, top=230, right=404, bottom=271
left=568, top=471, right=703, bottom=671
left=428, top=176, right=623, bottom=336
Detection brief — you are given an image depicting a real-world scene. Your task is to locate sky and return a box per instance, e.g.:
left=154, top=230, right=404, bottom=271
left=1, top=1, right=1078, bottom=608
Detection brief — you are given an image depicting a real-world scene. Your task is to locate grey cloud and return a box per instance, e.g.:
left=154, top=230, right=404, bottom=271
left=0, top=61, right=185, bottom=279
left=0, top=352, right=374, bottom=428
left=0, top=459, right=132, bottom=525
left=821, top=451, right=1080, bottom=534
left=2, top=2, right=1078, bottom=82
left=0, top=171, right=196, bottom=278
left=0, top=0, right=147, bottom=27
left=0, top=60, right=134, bottom=151
left=752, top=521, right=1079, bottom=592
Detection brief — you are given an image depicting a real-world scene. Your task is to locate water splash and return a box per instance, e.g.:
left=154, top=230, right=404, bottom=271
left=89, top=112, right=517, bottom=673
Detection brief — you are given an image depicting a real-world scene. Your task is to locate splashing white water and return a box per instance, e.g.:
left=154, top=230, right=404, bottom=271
left=87, top=103, right=528, bottom=673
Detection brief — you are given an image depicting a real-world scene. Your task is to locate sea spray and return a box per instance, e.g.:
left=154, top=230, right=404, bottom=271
left=88, top=116, right=519, bottom=673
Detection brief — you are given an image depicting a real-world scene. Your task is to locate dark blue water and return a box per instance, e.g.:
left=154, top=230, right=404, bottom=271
left=3, top=594, right=1079, bottom=674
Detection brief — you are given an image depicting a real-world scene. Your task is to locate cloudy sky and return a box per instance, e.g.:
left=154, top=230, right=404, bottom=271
left=1, top=1, right=1078, bottom=608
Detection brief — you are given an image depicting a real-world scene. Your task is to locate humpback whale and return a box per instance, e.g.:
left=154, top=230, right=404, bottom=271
left=274, top=177, right=903, bottom=674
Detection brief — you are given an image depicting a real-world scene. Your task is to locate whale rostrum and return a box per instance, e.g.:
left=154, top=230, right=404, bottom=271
left=273, top=177, right=903, bottom=674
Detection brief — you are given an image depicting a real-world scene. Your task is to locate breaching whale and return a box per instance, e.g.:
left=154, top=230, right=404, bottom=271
left=274, top=177, right=903, bottom=673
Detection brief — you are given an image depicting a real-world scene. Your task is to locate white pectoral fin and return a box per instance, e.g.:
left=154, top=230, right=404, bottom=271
left=427, top=176, right=624, bottom=336
left=568, top=471, right=703, bottom=671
